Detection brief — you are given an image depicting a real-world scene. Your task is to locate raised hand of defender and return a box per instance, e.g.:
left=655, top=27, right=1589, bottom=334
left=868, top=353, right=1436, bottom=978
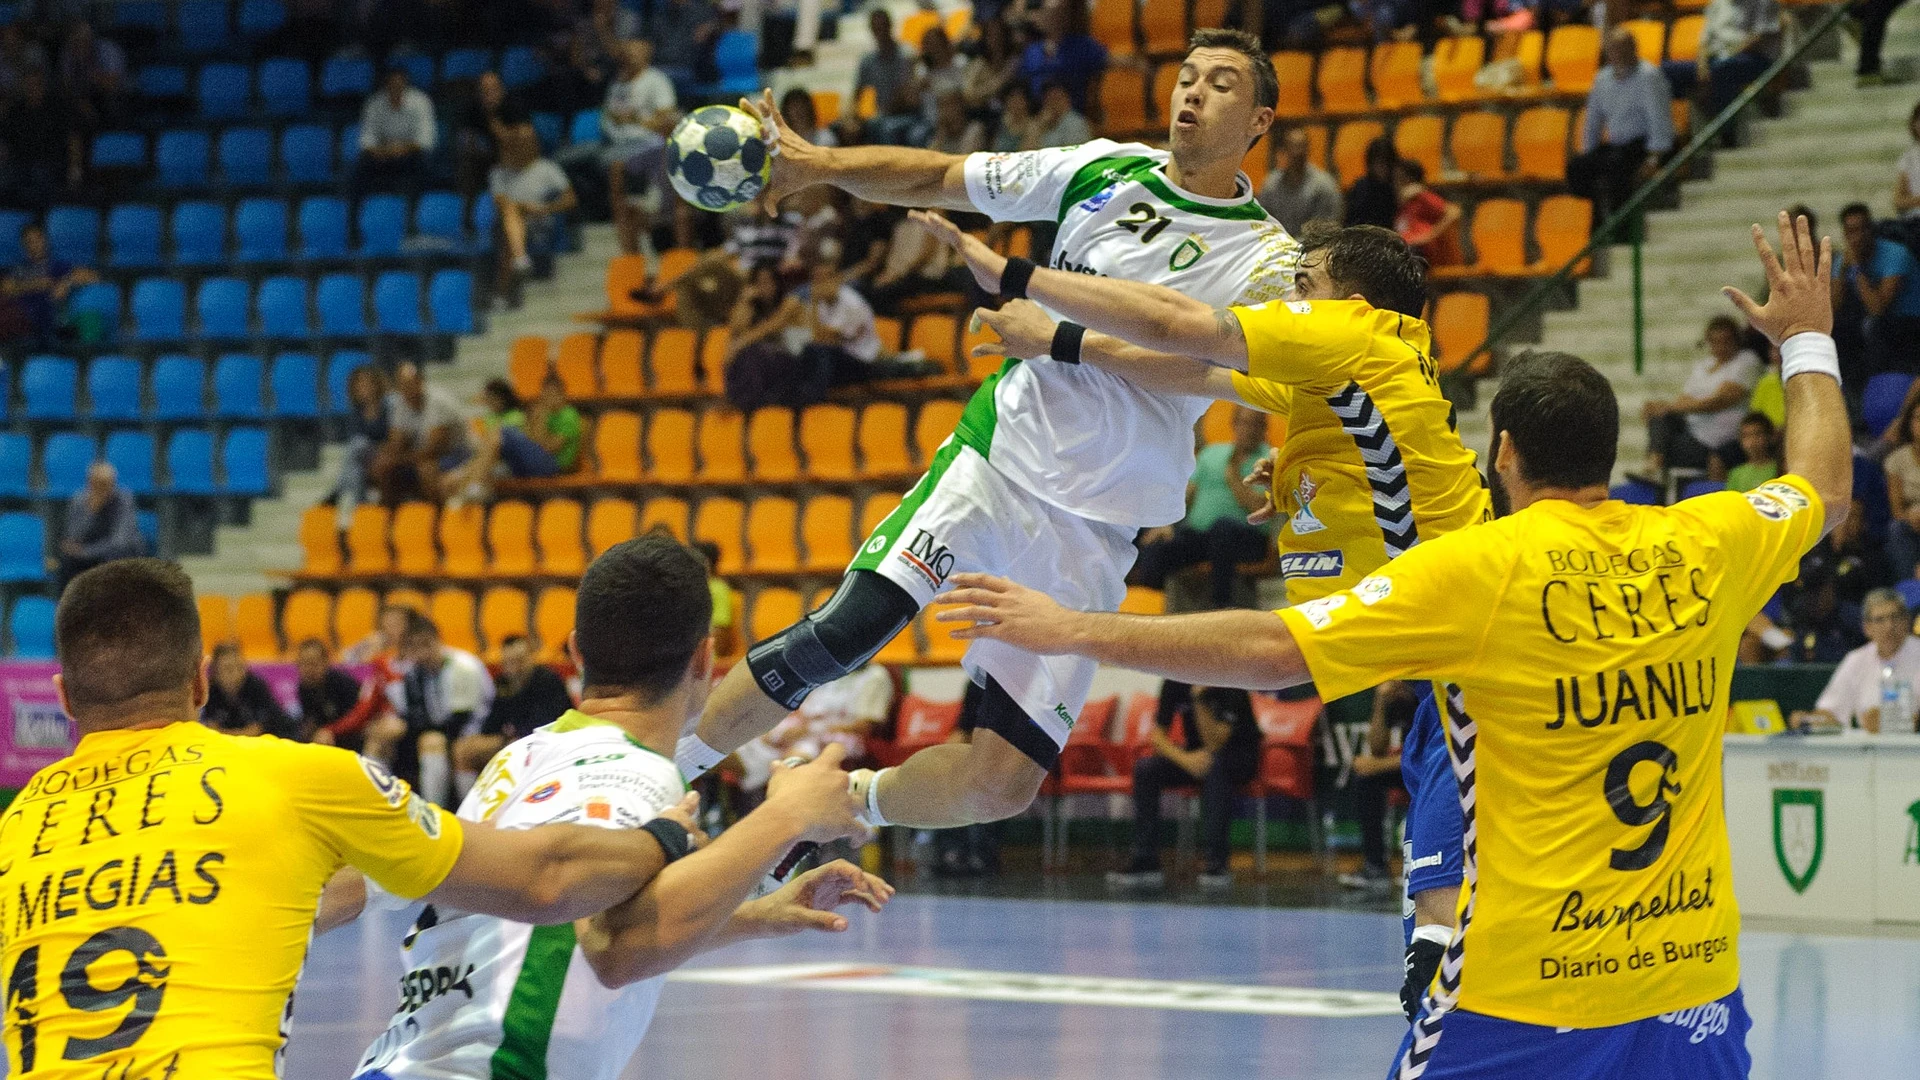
left=739, top=89, right=817, bottom=212
left=1724, top=210, right=1833, bottom=346
left=910, top=210, right=1009, bottom=296
left=650, top=791, right=711, bottom=851
left=969, top=299, right=1056, bottom=361
left=934, top=573, right=1075, bottom=654
left=765, top=743, right=872, bottom=845
left=743, top=859, right=895, bottom=936
left=1245, top=448, right=1281, bottom=525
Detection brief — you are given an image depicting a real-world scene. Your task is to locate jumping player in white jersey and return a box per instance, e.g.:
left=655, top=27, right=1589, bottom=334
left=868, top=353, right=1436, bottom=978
left=316, top=533, right=890, bottom=1080
left=677, top=29, right=1303, bottom=831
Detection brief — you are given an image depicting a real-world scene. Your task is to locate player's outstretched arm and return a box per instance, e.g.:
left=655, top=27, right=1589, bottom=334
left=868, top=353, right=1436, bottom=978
left=426, top=818, right=676, bottom=926
left=934, top=573, right=1310, bottom=690
left=704, top=859, right=894, bottom=951
left=914, top=211, right=1252, bottom=369
left=744, top=90, right=973, bottom=213
left=971, top=302, right=1241, bottom=399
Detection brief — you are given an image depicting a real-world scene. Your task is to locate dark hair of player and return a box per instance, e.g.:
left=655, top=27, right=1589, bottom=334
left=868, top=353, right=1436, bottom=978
left=1489, top=350, right=1620, bottom=490
left=55, top=558, right=203, bottom=717
left=402, top=610, right=439, bottom=643
left=1298, top=222, right=1429, bottom=318
left=1187, top=29, right=1278, bottom=113
left=574, top=533, right=713, bottom=703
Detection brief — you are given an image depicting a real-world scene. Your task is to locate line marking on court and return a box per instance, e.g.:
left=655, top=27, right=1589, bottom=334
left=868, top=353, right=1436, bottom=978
left=669, top=963, right=1403, bottom=1016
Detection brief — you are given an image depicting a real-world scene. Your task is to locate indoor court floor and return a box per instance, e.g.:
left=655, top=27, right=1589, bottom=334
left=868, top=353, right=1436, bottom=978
left=284, top=894, right=1920, bottom=1080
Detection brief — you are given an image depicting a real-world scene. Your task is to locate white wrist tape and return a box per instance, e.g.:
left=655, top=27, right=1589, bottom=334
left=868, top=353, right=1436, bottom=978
left=674, top=733, right=727, bottom=780
left=1410, top=923, right=1455, bottom=948
left=1781, top=332, right=1841, bottom=385
left=864, top=767, right=893, bottom=828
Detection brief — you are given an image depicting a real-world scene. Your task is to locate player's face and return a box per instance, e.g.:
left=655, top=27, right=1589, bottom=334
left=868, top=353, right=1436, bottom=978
left=1293, top=248, right=1339, bottom=301
left=1167, top=48, right=1271, bottom=166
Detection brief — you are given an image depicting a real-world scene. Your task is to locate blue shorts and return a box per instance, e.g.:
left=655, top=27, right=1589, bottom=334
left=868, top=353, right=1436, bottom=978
left=1401, top=689, right=1465, bottom=944
left=497, top=425, right=560, bottom=478
left=1389, top=988, right=1751, bottom=1080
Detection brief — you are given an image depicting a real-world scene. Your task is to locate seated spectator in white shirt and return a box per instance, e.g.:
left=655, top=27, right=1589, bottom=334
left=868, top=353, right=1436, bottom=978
left=1793, top=589, right=1920, bottom=733
left=789, top=241, right=884, bottom=387
left=354, top=67, right=437, bottom=195
left=600, top=40, right=678, bottom=256
left=1641, top=315, right=1762, bottom=480
left=366, top=612, right=496, bottom=808
left=488, top=123, right=577, bottom=308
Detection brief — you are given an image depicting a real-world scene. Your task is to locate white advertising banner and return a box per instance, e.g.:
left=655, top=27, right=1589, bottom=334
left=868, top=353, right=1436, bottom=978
left=1724, top=736, right=1876, bottom=922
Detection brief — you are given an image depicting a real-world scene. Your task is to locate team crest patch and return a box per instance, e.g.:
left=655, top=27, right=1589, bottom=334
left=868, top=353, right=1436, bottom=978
left=1354, top=575, right=1393, bottom=606
left=359, top=756, right=408, bottom=808
left=1169, top=234, right=1211, bottom=272
left=1744, top=489, right=1792, bottom=521
left=526, top=780, right=562, bottom=803
left=1294, top=594, right=1347, bottom=630
left=1755, top=481, right=1810, bottom=513
left=1290, top=471, right=1327, bottom=535
left=1279, top=550, right=1343, bottom=579
left=407, top=795, right=442, bottom=839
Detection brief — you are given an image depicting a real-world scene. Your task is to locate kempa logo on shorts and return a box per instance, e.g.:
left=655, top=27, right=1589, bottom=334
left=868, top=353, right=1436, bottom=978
left=1054, top=703, right=1075, bottom=729
left=1657, top=1000, right=1732, bottom=1044
left=895, top=528, right=955, bottom=588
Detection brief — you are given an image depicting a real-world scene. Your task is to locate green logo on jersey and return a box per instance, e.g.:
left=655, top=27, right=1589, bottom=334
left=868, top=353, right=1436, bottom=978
left=1772, top=787, right=1825, bottom=893
left=1169, top=234, right=1210, bottom=272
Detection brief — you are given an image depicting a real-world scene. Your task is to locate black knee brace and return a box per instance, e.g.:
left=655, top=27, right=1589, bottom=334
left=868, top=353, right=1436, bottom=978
left=745, top=570, right=919, bottom=710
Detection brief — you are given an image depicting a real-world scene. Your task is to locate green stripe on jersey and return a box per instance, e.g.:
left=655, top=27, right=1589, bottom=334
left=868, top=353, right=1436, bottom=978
left=545, top=709, right=680, bottom=780
left=1057, top=155, right=1155, bottom=222
left=1135, top=170, right=1268, bottom=221
left=490, top=923, right=577, bottom=1080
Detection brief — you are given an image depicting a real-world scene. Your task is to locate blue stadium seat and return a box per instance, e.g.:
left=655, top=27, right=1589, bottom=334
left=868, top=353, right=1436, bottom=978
left=530, top=111, right=562, bottom=153
left=1610, top=479, right=1662, bottom=506
left=237, top=0, right=286, bottom=37
left=281, top=124, right=334, bottom=185
left=136, top=63, right=188, bottom=99
left=170, top=200, right=226, bottom=266
left=258, top=57, right=310, bottom=117
left=213, top=353, right=265, bottom=417
left=326, top=349, right=370, bottom=411
left=176, top=1, right=232, bottom=53
left=0, top=209, right=30, bottom=264
left=113, top=1, right=170, bottom=32
left=68, top=283, right=121, bottom=338
left=470, top=193, right=496, bottom=249
left=166, top=429, right=217, bottom=494
left=1863, top=373, right=1916, bottom=440
left=154, top=129, right=210, bottom=189
left=440, top=48, right=492, bottom=82
left=197, top=277, right=251, bottom=340
left=373, top=271, right=423, bottom=334
left=196, top=62, right=251, bottom=120
left=136, top=510, right=159, bottom=553
left=356, top=194, right=407, bottom=257
left=1680, top=479, right=1725, bottom=501
left=0, top=434, right=25, bottom=497
left=339, top=123, right=360, bottom=167
left=234, top=197, right=288, bottom=263
left=131, top=278, right=187, bottom=342
left=414, top=191, right=466, bottom=250
left=150, top=355, right=207, bottom=420
left=393, top=53, right=435, bottom=92
left=0, top=513, right=44, bottom=583
left=429, top=269, right=475, bottom=334
left=86, top=357, right=144, bottom=420
left=270, top=351, right=320, bottom=417
left=45, top=206, right=99, bottom=267
left=320, top=56, right=373, bottom=100
left=221, top=427, right=271, bottom=494
left=317, top=273, right=367, bottom=335
left=21, top=355, right=78, bottom=420
left=297, top=196, right=349, bottom=260
left=90, top=131, right=147, bottom=170
left=104, top=430, right=157, bottom=495
left=9, top=596, right=54, bottom=659
left=257, top=275, right=310, bottom=337
left=218, top=127, right=273, bottom=188
left=500, top=46, right=542, bottom=88
left=707, top=31, right=760, bottom=96
left=568, top=109, right=602, bottom=146
left=106, top=204, right=163, bottom=269
left=41, top=432, right=96, bottom=498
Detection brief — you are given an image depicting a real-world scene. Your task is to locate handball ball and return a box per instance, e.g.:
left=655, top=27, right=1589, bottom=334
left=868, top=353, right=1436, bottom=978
left=667, top=105, right=772, bottom=212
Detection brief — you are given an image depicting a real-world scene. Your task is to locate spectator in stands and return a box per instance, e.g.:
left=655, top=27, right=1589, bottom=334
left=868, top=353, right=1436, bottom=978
left=1017, top=0, right=1106, bottom=117
left=1393, top=159, right=1461, bottom=267
left=294, top=637, right=363, bottom=745
left=1133, top=406, right=1275, bottom=610
left=1030, top=80, right=1093, bottom=149
left=866, top=208, right=971, bottom=314
left=534, top=25, right=613, bottom=116
left=960, top=16, right=1020, bottom=122
left=372, top=362, right=473, bottom=504
left=1669, top=0, right=1780, bottom=125
left=1641, top=314, right=1763, bottom=480
left=989, top=86, right=1040, bottom=152
left=780, top=87, right=837, bottom=148
left=912, top=27, right=966, bottom=148
left=451, top=632, right=573, bottom=787
left=1750, top=336, right=1786, bottom=428
left=354, top=67, right=437, bottom=196
left=1725, top=412, right=1781, bottom=492
left=1258, top=126, right=1342, bottom=237
left=857, top=8, right=921, bottom=145
left=319, top=604, right=412, bottom=748
left=1570, top=27, right=1673, bottom=227
left=4, top=221, right=96, bottom=346
left=1342, top=137, right=1399, bottom=229
left=0, top=25, right=47, bottom=101
left=1839, top=203, right=1920, bottom=375
left=602, top=39, right=678, bottom=257
left=201, top=641, right=298, bottom=739
left=342, top=602, right=413, bottom=667
left=1778, top=513, right=1886, bottom=663
left=1896, top=102, right=1920, bottom=223
left=735, top=664, right=892, bottom=794
left=695, top=539, right=739, bottom=661
left=798, top=240, right=886, bottom=388
left=453, top=71, right=529, bottom=196
left=587, top=0, right=642, bottom=55
left=56, top=461, right=144, bottom=593
left=367, top=611, right=495, bottom=808
left=1885, top=395, right=1920, bottom=579
left=723, top=263, right=818, bottom=410
left=0, top=67, right=80, bottom=199
left=322, top=365, right=390, bottom=529
left=55, top=19, right=124, bottom=131
left=1792, top=590, right=1920, bottom=733
left=647, top=0, right=720, bottom=99
left=1856, top=0, right=1907, bottom=86
left=447, top=373, right=585, bottom=502
left=1340, top=680, right=1417, bottom=890
left=489, top=123, right=577, bottom=308
left=1108, top=686, right=1262, bottom=890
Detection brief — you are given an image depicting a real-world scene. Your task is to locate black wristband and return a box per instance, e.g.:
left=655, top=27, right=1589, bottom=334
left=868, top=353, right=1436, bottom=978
left=1050, top=321, right=1086, bottom=364
left=641, top=817, right=692, bottom=863
left=999, top=256, right=1036, bottom=301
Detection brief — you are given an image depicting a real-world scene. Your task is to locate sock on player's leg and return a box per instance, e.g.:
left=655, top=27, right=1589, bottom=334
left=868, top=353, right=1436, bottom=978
left=420, top=749, right=451, bottom=808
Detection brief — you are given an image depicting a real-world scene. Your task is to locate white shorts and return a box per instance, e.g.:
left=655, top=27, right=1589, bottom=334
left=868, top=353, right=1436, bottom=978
left=851, top=442, right=1137, bottom=751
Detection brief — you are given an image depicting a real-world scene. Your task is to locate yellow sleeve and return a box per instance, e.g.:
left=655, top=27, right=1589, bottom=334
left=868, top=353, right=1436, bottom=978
left=1676, top=475, right=1826, bottom=610
left=1230, top=299, right=1376, bottom=396
left=282, top=742, right=466, bottom=901
left=1228, top=370, right=1292, bottom=415
left=1274, top=530, right=1497, bottom=701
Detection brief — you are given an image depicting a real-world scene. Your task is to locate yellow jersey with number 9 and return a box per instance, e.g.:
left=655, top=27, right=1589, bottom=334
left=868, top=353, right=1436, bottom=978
left=0, top=722, right=464, bottom=1079
left=1276, top=476, right=1825, bottom=1027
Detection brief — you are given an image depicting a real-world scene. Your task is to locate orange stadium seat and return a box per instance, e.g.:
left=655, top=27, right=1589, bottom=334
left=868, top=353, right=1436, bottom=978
left=750, top=587, right=805, bottom=643
left=1090, top=0, right=1136, bottom=56
left=430, top=588, right=481, bottom=655
left=1192, top=0, right=1227, bottom=33
left=1393, top=114, right=1444, bottom=181
left=945, top=7, right=971, bottom=42
left=1668, top=16, right=1704, bottom=63
left=1370, top=41, right=1423, bottom=109
left=604, top=255, right=649, bottom=320
left=487, top=501, right=537, bottom=577
left=811, top=90, right=841, bottom=126
left=1242, top=142, right=1271, bottom=190
left=197, top=594, right=232, bottom=650
left=1534, top=194, right=1593, bottom=273
left=1497, top=29, right=1545, bottom=87
left=1303, top=122, right=1329, bottom=170
left=1121, top=586, right=1166, bottom=614
left=696, top=408, right=747, bottom=482
left=873, top=315, right=904, bottom=354
left=234, top=593, right=279, bottom=661
left=1272, top=51, right=1313, bottom=117
left=555, top=333, right=599, bottom=400
left=919, top=606, right=968, bottom=664
left=800, top=404, right=857, bottom=481
left=854, top=85, right=877, bottom=121
left=650, top=328, right=699, bottom=397
left=333, top=586, right=378, bottom=648
left=746, top=497, right=800, bottom=572
left=1316, top=46, right=1369, bottom=114
left=747, top=407, right=800, bottom=481
left=1004, top=227, right=1033, bottom=258
left=915, top=400, right=964, bottom=462
left=640, top=496, right=690, bottom=541
left=801, top=494, right=856, bottom=572
left=345, top=504, right=392, bottom=574
left=299, top=504, right=342, bottom=576
left=1513, top=106, right=1570, bottom=180
left=438, top=503, right=486, bottom=577
left=808, top=586, right=835, bottom=612
left=384, top=587, right=428, bottom=615
left=1150, top=62, right=1179, bottom=126
left=1621, top=18, right=1665, bottom=63
left=960, top=318, right=1001, bottom=379
left=1141, top=0, right=1184, bottom=55
left=1448, top=110, right=1508, bottom=178
left=694, top=497, right=746, bottom=574
left=699, top=329, right=729, bottom=395
left=1430, top=290, right=1490, bottom=374
left=391, top=501, right=439, bottom=576
left=1200, top=399, right=1235, bottom=445
left=1099, top=65, right=1150, bottom=135
left=509, top=336, right=549, bottom=401
left=1546, top=25, right=1600, bottom=93
left=899, top=9, right=939, bottom=50
left=532, top=587, right=574, bottom=660
left=598, top=330, right=644, bottom=398
left=1463, top=198, right=1527, bottom=274
left=479, top=586, right=530, bottom=659
left=1332, top=119, right=1386, bottom=187
left=908, top=313, right=959, bottom=371
left=1433, top=35, right=1485, bottom=102
left=587, top=497, right=637, bottom=554
left=590, top=408, right=643, bottom=483
left=858, top=402, right=913, bottom=478
left=860, top=492, right=903, bottom=536
left=537, top=498, right=586, bottom=576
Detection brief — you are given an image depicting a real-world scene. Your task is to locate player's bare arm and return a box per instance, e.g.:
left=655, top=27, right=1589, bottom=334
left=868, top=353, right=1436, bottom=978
left=743, top=90, right=972, bottom=212
left=934, top=572, right=1308, bottom=690
left=971, top=301, right=1239, bottom=399
left=704, top=859, right=894, bottom=949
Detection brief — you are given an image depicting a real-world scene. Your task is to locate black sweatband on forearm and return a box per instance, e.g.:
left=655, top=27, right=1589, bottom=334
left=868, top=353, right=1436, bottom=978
left=641, top=817, right=692, bottom=863
left=999, top=257, right=1036, bottom=301
left=1050, top=321, right=1086, bottom=364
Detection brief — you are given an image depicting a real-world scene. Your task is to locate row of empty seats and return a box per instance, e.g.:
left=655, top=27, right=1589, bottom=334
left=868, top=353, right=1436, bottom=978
left=66, top=268, right=478, bottom=344
left=249, top=584, right=577, bottom=663
left=2, top=350, right=371, bottom=421
left=1431, top=194, right=1591, bottom=278
left=0, top=427, right=273, bottom=499
left=0, top=508, right=162, bottom=584
left=96, top=0, right=294, bottom=53
left=94, top=122, right=412, bottom=192
left=134, top=47, right=551, bottom=119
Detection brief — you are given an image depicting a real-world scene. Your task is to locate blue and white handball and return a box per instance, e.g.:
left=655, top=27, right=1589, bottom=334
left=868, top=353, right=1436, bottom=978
left=667, top=105, right=772, bottom=212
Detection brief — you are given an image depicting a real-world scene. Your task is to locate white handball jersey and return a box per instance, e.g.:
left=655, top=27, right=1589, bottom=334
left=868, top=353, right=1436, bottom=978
left=352, top=711, right=686, bottom=1080
left=959, top=139, right=1302, bottom=527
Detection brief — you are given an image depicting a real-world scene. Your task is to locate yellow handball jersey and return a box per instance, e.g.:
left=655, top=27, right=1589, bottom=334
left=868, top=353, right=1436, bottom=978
left=1276, top=476, right=1826, bottom=1028
left=1227, top=299, right=1491, bottom=602
left=0, top=723, right=465, bottom=1080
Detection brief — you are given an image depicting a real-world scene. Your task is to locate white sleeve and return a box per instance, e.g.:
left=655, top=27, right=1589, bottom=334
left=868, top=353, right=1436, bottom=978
left=1814, top=651, right=1864, bottom=719
left=492, top=752, right=686, bottom=832
left=962, top=139, right=1129, bottom=223
left=414, top=95, right=438, bottom=153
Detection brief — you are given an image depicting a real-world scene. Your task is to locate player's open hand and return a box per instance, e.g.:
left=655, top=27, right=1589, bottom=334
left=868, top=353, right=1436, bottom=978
left=1246, top=448, right=1281, bottom=525
left=740, top=89, right=816, bottom=212
left=743, top=859, right=895, bottom=937
left=651, top=791, right=711, bottom=851
left=1724, top=210, right=1832, bottom=345
left=766, top=744, right=873, bottom=845
left=934, top=573, right=1078, bottom=654
left=969, top=300, right=1056, bottom=361
left=910, top=210, right=1008, bottom=295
